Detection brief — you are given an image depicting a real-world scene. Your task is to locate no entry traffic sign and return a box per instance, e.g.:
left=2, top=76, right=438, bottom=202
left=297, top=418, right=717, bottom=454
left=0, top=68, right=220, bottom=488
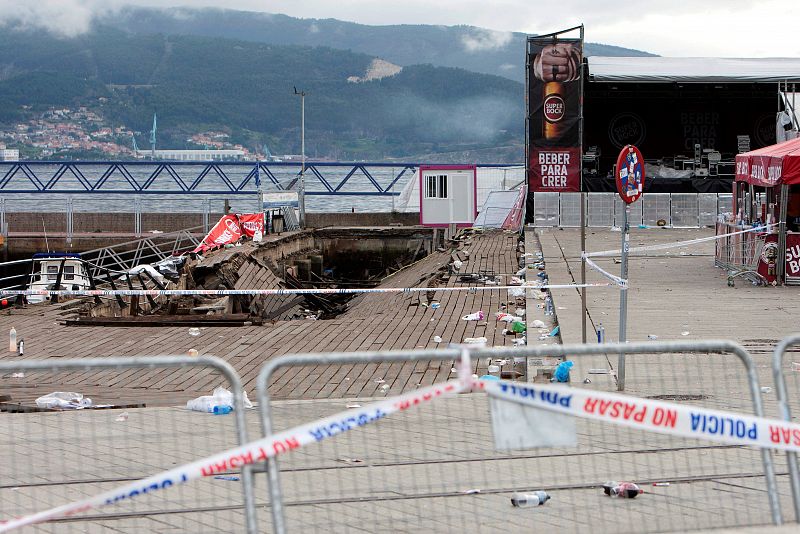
left=616, top=145, right=645, bottom=204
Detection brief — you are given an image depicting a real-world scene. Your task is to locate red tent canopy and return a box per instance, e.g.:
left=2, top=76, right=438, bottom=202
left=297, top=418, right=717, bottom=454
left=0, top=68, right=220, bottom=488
left=735, top=136, right=800, bottom=187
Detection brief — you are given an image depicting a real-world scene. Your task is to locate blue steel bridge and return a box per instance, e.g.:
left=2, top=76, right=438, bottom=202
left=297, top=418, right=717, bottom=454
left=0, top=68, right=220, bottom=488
left=0, top=161, right=520, bottom=196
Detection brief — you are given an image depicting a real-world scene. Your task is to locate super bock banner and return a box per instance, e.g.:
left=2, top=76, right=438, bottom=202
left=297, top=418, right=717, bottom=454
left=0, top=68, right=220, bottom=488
left=526, top=28, right=584, bottom=196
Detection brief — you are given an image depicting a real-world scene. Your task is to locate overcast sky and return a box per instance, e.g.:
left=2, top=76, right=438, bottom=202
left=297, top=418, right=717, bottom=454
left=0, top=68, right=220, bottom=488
left=2, top=0, right=799, bottom=57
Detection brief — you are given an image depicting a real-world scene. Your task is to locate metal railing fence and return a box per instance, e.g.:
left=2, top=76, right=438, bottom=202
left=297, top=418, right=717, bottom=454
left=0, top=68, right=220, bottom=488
left=79, top=226, right=203, bottom=279
left=532, top=193, right=731, bottom=228
left=256, top=339, right=781, bottom=533
left=773, top=334, right=800, bottom=522
left=0, top=355, right=258, bottom=534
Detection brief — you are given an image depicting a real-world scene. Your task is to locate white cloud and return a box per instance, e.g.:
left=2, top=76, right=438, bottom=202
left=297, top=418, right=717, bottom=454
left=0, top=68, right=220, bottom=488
left=460, top=28, right=513, bottom=53
left=0, top=0, right=122, bottom=38
left=498, top=63, right=515, bottom=71
left=0, top=0, right=797, bottom=57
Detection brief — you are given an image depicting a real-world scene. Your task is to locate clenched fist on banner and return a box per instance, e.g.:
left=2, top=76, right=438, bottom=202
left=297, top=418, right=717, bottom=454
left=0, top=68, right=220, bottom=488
left=533, top=42, right=581, bottom=82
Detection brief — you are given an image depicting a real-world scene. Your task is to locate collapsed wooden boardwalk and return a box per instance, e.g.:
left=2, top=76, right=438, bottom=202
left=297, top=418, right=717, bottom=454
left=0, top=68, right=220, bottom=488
left=0, top=229, right=523, bottom=406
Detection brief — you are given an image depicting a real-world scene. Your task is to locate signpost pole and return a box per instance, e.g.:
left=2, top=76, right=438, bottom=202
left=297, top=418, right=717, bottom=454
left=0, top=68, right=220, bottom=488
left=613, top=144, right=643, bottom=391
left=579, top=26, right=587, bottom=344
left=617, top=203, right=630, bottom=391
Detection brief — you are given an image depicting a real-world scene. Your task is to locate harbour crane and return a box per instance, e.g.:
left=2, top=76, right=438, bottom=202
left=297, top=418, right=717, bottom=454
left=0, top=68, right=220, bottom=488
left=149, top=113, right=157, bottom=158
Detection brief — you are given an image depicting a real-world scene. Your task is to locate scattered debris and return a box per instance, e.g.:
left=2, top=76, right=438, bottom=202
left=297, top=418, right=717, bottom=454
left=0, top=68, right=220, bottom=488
left=603, top=481, right=643, bottom=498
left=35, top=392, right=92, bottom=410
left=511, top=491, right=550, bottom=507
left=553, top=361, right=574, bottom=382
left=186, top=386, right=252, bottom=414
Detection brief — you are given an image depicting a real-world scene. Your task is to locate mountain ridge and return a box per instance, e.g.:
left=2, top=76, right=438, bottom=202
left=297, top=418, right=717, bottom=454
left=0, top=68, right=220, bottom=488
left=100, top=7, right=656, bottom=83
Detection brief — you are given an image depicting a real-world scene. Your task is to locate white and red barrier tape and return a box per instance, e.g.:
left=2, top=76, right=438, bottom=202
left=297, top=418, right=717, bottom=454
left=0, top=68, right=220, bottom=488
left=477, top=379, right=800, bottom=451
left=0, top=379, right=469, bottom=532
left=0, top=283, right=612, bottom=299
left=5, top=366, right=799, bottom=531
left=580, top=223, right=779, bottom=286
left=583, top=223, right=778, bottom=259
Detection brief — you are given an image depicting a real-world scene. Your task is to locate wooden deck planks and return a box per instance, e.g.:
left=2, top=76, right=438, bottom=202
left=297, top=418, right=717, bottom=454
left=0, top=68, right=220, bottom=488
left=0, top=230, right=520, bottom=403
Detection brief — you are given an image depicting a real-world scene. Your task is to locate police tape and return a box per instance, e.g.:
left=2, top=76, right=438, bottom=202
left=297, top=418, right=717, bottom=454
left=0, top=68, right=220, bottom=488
left=5, top=374, right=800, bottom=530
left=0, top=379, right=469, bottom=532
left=0, top=283, right=613, bottom=299
left=582, top=257, right=627, bottom=287
left=583, top=223, right=779, bottom=259
left=478, top=378, right=800, bottom=452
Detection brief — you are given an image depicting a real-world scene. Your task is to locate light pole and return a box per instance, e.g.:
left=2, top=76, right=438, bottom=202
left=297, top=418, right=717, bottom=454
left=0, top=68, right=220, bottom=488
left=293, top=87, right=306, bottom=227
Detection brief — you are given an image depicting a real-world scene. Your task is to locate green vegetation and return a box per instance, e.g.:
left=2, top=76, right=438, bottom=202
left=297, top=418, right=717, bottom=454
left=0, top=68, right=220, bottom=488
left=0, top=27, right=524, bottom=160
left=105, top=7, right=656, bottom=84
left=0, top=10, right=653, bottom=162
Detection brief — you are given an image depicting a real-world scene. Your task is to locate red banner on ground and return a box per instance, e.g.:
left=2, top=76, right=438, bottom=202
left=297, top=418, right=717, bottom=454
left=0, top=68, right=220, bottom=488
left=237, top=213, right=264, bottom=238
left=193, top=215, right=243, bottom=253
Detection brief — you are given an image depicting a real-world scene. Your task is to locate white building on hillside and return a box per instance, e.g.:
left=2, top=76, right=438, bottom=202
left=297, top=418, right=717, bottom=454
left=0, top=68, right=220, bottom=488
left=137, top=149, right=246, bottom=161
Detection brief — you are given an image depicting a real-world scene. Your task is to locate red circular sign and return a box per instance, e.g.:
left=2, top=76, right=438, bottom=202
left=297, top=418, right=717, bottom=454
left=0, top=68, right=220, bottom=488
left=615, top=145, right=645, bottom=204
left=543, top=94, right=565, bottom=123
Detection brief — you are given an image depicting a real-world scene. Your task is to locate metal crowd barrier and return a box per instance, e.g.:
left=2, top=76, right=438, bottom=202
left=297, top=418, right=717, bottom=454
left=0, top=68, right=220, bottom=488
left=10, top=335, right=800, bottom=532
left=0, top=355, right=258, bottom=534
left=773, top=334, right=800, bottom=522
left=532, top=192, right=732, bottom=228
left=256, top=340, right=780, bottom=533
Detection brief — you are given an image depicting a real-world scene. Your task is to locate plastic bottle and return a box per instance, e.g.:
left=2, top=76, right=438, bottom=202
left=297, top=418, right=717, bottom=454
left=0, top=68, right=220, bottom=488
left=597, top=323, right=605, bottom=343
left=17, top=339, right=23, bottom=356
left=544, top=297, right=554, bottom=316
left=9, top=327, right=16, bottom=352
left=187, top=396, right=233, bottom=414
left=511, top=491, right=550, bottom=507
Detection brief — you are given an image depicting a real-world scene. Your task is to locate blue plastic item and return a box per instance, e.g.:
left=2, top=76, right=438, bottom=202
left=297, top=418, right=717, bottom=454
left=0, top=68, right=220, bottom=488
left=553, top=361, right=574, bottom=383
left=548, top=326, right=560, bottom=337
left=480, top=374, right=500, bottom=381
left=212, top=405, right=233, bottom=415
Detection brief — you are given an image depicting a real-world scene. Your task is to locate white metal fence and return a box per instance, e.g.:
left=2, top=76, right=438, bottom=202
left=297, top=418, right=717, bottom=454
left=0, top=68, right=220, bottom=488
left=532, top=193, right=732, bottom=228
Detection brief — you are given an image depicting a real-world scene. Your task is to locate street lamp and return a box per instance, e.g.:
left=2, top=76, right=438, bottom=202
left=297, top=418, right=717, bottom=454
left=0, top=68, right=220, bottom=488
left=293, top=86, right=306, bottom=227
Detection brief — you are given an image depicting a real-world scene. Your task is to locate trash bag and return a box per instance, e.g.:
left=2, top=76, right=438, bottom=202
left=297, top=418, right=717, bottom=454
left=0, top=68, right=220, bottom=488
left=553, top=361, right=574, bottom=383
left=462, top=311, right=485, bottom=321
left=35, top=392, right=92, bottom=409
left=155, top=256, right=186, bottom=280
left=187, top=386, right=253, bottom=413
